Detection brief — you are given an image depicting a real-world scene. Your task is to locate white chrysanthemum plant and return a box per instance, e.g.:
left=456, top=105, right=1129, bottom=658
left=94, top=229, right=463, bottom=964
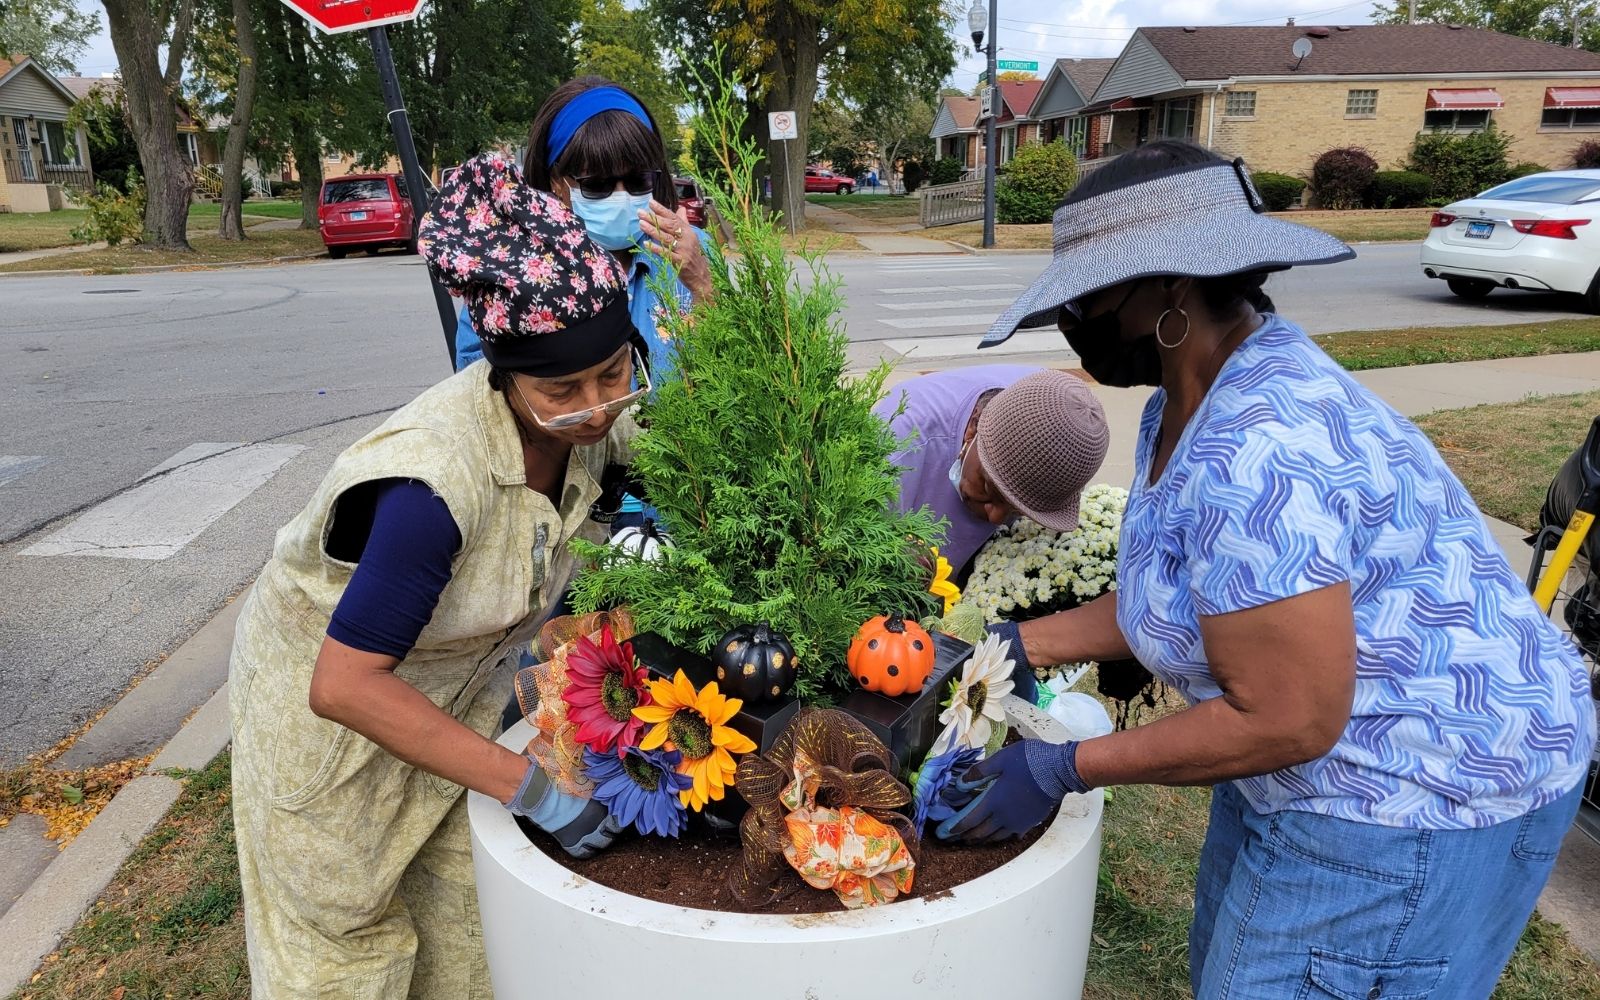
left=930, top=632, right=1016, bottom=756
left=959, top=483, right=1128, bottom=682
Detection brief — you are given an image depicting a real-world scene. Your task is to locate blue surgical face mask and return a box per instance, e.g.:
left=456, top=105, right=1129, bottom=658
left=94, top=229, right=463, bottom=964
left=569, top=190, right=650, bottom=251
left=949, top=441, right=969, bottom=493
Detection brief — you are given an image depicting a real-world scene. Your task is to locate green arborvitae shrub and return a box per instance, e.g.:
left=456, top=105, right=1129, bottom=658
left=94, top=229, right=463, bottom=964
left=1572, top=140, right=1600, bottom=169
left=928, top=157, right=964, bottom=186
left=1310, top=147, right=1377, bottom=210
left=902, top=159, right=928, bottom=193
left=1407, top=124, right=1512, bottom=202
left=996, top=140, right=1078, bottom=224
left=70, top=169, right=146, bottom=247
left=1368, top=170, right=1433, bottom=209
left=1251, top=171, right=1306, bottom=211
left=569, top=60, right=941, bottom=700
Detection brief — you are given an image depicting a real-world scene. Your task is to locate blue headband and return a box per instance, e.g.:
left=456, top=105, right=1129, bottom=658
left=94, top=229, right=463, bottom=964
left=546, top=87, right=654, bottom=169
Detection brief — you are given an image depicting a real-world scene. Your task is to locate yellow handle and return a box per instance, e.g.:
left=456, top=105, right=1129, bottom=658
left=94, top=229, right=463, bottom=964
left=1534, top=510, right=1596, bottom=613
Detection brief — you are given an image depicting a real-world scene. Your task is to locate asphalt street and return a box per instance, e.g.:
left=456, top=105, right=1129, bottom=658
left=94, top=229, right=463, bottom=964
left=0, top=242, right=1589, bottom=763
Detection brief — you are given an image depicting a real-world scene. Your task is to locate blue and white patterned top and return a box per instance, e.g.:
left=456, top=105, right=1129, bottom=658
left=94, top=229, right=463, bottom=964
left=1116, top=314, right=1596, bottom=829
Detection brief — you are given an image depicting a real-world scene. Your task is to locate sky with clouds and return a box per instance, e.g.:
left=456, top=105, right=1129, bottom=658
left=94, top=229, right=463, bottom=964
left=63, top=0, right=1386, bottom=83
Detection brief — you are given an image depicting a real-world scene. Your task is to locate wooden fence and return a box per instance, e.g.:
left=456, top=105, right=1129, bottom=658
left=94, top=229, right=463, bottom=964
left=918, top=178, right=984, bottom=228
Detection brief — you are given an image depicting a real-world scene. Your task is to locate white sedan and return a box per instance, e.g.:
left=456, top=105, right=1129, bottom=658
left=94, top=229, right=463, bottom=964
left=1420, top=170, right=1600, bottom=312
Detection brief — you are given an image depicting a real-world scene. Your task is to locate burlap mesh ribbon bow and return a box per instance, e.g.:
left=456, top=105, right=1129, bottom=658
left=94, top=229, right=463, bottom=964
left=730, top=708, right=918, bottom=908
left=513, top=608, right=637, bottom=797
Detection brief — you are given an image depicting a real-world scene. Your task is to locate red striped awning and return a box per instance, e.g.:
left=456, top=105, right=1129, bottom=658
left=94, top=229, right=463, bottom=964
left=1546, top=87, right=1600, bottom=109
left=1106, top=97, right=1151, bottom=112
left=1425, top=88, right=1504, bottom=111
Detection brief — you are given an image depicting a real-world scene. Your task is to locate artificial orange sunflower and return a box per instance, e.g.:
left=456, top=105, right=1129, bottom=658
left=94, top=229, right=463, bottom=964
left=633, top=670, right=756, bottom=811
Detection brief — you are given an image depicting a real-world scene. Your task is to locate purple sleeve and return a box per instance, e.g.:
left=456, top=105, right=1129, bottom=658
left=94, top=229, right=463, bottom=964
left=326, top=478, right=463, bottom=659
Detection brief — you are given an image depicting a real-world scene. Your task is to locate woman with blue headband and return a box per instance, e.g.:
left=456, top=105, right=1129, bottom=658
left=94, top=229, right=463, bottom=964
left=452, top=76, right=714, bottom=383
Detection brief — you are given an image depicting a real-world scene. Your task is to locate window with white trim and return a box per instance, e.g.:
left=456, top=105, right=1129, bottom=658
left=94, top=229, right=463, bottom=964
left=1423, top=109, right=1491, bottom=132
left=1345, top=89, right=1378, bottom=117
left=1224, top=91, right=1256, bottom=118
left=1543, top=107, right=1600, bottom=128
left=1158, top=97, right=1197, bottom=139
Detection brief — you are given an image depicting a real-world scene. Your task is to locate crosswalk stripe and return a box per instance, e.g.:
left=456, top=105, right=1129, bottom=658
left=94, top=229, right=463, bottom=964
left=878, top=283, right=1024, bottom=294
left=877, top=313, right=1007, bottom=330
left=22, top=443, right=305, bottom=560
left=878, top=297, right=1015, bottom=311
left=0, top=456, right=49, bottom=487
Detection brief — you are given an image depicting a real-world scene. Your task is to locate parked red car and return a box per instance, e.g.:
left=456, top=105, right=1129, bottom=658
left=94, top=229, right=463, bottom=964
left=674, top=177, right=708, bottom=228
left=318, top=173, right=415, bottom=259
left=804, top=166, right=854, bottom=195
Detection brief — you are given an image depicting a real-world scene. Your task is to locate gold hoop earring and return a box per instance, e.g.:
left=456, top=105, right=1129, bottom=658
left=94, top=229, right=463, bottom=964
left=1156, top=308, right=1190, bottom=350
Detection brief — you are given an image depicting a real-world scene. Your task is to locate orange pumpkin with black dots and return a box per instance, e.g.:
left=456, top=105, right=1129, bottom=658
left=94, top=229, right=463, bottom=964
left=848, top=613, right=935, bottom=697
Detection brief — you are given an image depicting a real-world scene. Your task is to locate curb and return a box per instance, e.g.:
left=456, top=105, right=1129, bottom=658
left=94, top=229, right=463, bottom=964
left=0, top=251, right=329, bottom=279
left=944, top=241, right=1051, bottom=255
left=0, top=625, right=237, bottom=995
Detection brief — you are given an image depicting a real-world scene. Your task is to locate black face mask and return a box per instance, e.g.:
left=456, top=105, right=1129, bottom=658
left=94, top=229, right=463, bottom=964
left=1061, top=286, right=1163, bottom=388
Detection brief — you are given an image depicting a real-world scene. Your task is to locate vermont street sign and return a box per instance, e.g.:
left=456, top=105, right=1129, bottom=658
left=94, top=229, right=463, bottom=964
left=997, top=59, right=1039, bottom=71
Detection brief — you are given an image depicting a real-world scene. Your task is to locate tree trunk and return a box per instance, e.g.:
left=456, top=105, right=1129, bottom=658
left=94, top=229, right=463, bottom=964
left=761, top=11, right=820, bottom=235
left=102, top=0, right=195, bottom=250
left=284, top=15, right=322, bottom=229
left=218, top=0, right=260, bottom=240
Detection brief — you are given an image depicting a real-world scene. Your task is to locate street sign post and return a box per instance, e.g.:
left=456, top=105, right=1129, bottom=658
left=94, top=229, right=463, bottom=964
left=276, top=0, right=459, bottom=365
left=768, top=111, right=800, bottom=235
left=996, top=59, right=1038, bottom=71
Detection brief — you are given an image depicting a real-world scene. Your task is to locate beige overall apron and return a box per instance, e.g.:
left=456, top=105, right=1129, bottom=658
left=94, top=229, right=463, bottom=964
left=229, top=363, right=632, bottom=998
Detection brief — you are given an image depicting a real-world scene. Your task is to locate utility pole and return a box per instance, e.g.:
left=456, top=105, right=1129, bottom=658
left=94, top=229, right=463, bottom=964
left=1407, top=0, right=1416, bottom=24
left=1573, top=7, right=1587, bottom=47
left=368, top=25, right=458, bottom=363
left=969, top=1, right=998, bottom=249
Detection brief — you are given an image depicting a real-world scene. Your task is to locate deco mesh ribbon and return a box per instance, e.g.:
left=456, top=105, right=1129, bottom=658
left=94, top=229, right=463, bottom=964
left=730, top=708, right=918, bottom=908
left=514, top=608, right=637, bottom=797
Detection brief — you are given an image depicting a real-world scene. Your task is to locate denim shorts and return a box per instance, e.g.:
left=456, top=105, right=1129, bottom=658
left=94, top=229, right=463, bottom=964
left=1189, top=780, right=1583, bottom=999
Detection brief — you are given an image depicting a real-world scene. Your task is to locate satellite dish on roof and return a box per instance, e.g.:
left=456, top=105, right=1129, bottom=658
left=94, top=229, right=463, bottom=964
left=1292, top=36, right=1313, bottom=68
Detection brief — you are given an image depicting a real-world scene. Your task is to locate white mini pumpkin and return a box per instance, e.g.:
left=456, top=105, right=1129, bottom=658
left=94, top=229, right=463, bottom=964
left=610, top=518, right=672, bottom=561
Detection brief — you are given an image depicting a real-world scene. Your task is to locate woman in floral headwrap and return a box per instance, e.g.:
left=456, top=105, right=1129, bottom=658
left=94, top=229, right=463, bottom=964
left=228, top=154, right=648, bottom=999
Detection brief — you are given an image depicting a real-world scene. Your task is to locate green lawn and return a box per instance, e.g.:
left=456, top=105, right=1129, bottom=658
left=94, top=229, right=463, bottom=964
left=1318, top=318, right=1600, bottom=371
left=189, top=199, right=306, bottom=221
left=1414, top=389, right=1600, bottom=531
left=0, top=209, right=90, bottom=253
left=0, top=201, right=305, bottom=255
left=805, top=193, right=922, bottom=223
left=0, top=228, right=328, bottom=274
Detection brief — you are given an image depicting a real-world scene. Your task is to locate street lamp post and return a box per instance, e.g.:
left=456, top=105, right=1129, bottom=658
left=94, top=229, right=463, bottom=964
left=970, top=0, right=998, bottom=248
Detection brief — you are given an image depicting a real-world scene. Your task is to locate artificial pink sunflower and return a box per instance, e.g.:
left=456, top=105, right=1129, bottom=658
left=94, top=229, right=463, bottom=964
left=562, top=624, right=653, bottom=756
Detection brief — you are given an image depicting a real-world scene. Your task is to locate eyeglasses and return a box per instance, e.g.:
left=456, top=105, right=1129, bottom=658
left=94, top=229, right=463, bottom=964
left=572, top=170, right=660, bottom=201
left=514, top=350, right=652, bottom=431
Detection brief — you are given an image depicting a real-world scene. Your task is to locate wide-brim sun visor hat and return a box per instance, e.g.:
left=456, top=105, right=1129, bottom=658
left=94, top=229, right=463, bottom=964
left=978, top=158, right=1356, bottom=348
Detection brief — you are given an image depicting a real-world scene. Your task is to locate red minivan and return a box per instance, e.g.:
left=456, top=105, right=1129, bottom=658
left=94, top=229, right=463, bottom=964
left=318, top=173, right=415, bottom=259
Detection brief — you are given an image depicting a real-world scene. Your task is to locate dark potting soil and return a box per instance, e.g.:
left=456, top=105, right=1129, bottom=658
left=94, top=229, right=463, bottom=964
left=524, top=781, right=1054, bottom=916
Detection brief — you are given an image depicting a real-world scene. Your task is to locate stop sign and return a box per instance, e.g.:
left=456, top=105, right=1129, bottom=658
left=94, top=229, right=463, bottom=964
left=278, top=0, right=426, bottom=34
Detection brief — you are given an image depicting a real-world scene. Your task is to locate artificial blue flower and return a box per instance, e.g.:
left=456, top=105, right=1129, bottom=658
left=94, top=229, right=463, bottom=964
left=912, top=745, right=985, bottom=835
left=583, top=745, right=693, bottom=837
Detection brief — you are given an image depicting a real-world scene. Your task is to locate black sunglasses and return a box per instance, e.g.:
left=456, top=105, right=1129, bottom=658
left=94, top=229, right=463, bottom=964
left=572, top=169, right=661, bottom=201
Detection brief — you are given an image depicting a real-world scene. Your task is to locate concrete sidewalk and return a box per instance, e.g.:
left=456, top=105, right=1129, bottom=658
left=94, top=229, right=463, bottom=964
left=805, top=199, right=963, bottom=255
left=5, top=351, right=1600, bottom=992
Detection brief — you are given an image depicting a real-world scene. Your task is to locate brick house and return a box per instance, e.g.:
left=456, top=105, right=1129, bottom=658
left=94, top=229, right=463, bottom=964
left=930, top=80, right=1048, bottom=173
left=1028, top=58, right=1116, bottom=157
left=0, top=56, right=92, bottom=212
left=1080, top=24, right=1600, bottom=177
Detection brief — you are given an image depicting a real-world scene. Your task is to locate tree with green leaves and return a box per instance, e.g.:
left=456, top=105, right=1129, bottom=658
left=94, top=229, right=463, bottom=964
left=576, top=0, right=683, bottom=162
left=1371, top=0, right=1598, bottom=48
left=570, top=59, right=940, bottom=698
left=0, top=0, right=100, bottom=72
left=653, top=0, right=955, bottom=233
left=324, top=0, right=579, bottom=178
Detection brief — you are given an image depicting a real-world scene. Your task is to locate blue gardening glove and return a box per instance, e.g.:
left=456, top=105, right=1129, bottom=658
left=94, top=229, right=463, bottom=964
left=986, top=621, right=1039, bottom=706
left=507, top=756, right=624, bottom=858
left=933, top=739, right=1089, bottom=843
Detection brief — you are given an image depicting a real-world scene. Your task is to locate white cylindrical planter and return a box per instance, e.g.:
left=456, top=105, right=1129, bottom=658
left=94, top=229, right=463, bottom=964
left=469, top=696, right=1103, bottom=1000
